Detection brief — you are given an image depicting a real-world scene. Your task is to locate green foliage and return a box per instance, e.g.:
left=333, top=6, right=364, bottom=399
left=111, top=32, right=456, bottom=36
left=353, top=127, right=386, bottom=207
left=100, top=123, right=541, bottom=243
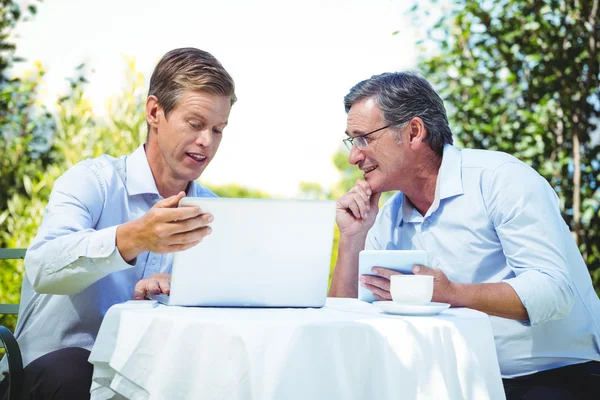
left=0, top=56, right=149, bottom=332
left=413, top=0, right=600, bottom=293
left=209, top=183, right=272, bottom=199
left=0, top=0, right=48, bottom=333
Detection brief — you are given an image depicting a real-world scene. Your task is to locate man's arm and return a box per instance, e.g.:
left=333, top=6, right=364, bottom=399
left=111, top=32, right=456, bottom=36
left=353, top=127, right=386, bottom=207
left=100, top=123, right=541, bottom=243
left=329, top=180, right=381, bottom=297
left=329, top=235, right=366, bottom=298
left=484, top=161, right=575, bottom=325
left=367, top=266, right=529, bottom=321
left=25, top=164, right=134, bottom=295
left=451, top=281, right=528, bottom=320
left=25, top=165, right=213, bottom=295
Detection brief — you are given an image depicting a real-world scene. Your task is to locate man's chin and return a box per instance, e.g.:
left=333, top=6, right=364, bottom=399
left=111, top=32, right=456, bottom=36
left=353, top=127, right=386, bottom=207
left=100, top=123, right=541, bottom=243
left=364, top=174, right=381, bottom=190
left=365, top=178, right=393, bottom=195
left=180, top=169, right=206, bottom=185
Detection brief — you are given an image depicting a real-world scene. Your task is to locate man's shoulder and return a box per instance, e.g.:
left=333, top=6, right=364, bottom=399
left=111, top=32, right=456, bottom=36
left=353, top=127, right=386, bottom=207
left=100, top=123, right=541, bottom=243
left=59, top=153, right=127, bottom=184
left=460, top=148, right=551, bottom=199
left=74, top=153, right=126, bottom=174
left=460, top=148, right=526, bottom=171
left=54, top=153, right=128, bottom=198
left=459, top=148, right=543, bottom=186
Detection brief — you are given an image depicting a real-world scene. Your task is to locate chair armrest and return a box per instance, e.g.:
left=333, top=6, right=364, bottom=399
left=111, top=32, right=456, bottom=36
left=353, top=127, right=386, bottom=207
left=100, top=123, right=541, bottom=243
left=0, top=326, right=23, bottom=400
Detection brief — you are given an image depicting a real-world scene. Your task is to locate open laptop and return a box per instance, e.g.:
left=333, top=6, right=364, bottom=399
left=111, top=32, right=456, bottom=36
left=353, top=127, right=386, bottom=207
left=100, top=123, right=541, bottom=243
left=149, top=197, right=336, bottom=308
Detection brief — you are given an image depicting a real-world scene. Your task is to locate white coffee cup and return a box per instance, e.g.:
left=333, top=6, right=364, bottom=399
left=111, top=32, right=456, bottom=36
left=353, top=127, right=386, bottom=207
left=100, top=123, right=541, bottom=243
left=390, top=275, right=433, bottom=305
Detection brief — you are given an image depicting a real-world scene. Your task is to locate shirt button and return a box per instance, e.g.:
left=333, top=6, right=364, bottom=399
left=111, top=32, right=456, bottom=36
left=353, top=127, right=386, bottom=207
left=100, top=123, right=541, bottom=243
left=152, top=259, right=157, bottom=265
left=423, top=220, right=430, bottom=227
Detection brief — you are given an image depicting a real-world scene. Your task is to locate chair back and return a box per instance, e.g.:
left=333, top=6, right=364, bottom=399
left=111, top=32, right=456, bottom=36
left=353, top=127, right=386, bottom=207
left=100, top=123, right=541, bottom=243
left=0, top=248, right=26, bottom=400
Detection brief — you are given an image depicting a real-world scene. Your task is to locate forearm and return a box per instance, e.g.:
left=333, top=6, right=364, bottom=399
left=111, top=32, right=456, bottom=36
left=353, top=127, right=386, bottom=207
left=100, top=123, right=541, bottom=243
left=451, top=281, right=529, bottom=321
left=26, top=225, right=133, bottom=294
left=328, top=235, right=367, bottom=298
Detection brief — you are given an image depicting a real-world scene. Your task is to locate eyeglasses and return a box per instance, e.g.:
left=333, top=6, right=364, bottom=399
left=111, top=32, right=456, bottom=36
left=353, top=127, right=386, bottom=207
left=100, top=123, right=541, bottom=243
left=343, top=125, right=390, bottom=151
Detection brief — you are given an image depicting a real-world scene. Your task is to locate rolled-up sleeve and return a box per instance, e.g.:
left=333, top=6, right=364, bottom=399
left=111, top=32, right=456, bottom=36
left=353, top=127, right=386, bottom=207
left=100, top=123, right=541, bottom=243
left=484, top=162, right=575, bottom=326
left=25, top=164, right=133, bottom=295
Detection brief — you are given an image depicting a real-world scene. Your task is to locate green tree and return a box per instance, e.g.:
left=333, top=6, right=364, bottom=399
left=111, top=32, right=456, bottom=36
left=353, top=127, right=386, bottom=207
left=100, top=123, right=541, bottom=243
left=414, top=0, right=600, bottom=293
left=0, top=56, right=148, bottom=331
left=0, top=0, right=52, bottom=333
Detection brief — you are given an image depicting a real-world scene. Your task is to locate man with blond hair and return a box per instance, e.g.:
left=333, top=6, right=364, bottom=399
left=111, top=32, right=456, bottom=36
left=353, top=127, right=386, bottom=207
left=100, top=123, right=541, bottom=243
left=0, top=47, right=236, bottom=399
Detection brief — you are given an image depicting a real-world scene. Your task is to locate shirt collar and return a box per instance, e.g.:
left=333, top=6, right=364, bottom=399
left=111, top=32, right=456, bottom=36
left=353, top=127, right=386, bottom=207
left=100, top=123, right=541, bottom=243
left=398, top=144, right=464, bottom=224
left=437, top=144, right=464, bottom=201
left=126, top=144, right=160, bottom=196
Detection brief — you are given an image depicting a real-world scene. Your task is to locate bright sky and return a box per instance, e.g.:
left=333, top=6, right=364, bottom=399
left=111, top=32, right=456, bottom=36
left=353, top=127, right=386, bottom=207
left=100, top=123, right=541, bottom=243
left=12, top=0, right=420, bottom=197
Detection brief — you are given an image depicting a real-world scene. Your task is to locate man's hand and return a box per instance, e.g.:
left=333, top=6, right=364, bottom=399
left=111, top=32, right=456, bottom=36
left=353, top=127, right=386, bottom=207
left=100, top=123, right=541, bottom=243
left=363, top=264, right=529, bottom=320
left=133, top=273, right=171, bottom=300
left=361, top=265, right=458, bottom=304
left=116, top=191, right=214, bottom=262
left=336, top=179, right=382, bottom=239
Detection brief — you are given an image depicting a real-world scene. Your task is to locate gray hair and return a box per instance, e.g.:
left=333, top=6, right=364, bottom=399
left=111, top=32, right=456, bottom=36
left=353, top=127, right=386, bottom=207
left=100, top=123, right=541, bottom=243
left=344, top=72, right=452, bottom=155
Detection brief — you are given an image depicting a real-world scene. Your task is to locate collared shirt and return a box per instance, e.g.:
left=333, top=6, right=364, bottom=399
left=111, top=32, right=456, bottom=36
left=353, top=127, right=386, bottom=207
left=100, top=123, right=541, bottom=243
left=2, top=144, right=216, bottom=370
left=366, top=144, right=600, bottom=378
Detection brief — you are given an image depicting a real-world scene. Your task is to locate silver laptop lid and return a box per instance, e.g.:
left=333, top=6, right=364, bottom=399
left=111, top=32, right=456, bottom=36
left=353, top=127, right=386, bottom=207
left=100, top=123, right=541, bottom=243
left=169, top=198, right=336, bottom=307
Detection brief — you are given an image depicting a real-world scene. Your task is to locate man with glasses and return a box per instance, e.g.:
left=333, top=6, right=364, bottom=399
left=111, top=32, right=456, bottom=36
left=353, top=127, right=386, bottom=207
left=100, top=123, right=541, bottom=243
left=329, top=72, right=600, bottom=399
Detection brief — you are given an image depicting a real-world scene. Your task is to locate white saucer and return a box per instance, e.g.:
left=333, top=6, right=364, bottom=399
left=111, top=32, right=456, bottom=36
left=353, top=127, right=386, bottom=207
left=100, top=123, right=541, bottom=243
left=373, top=301, right=450, bottom=316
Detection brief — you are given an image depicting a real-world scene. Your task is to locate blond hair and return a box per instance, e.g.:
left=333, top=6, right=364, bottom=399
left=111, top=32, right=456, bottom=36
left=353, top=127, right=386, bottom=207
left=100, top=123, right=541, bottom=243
left=148, top=47, right=236, bottom=118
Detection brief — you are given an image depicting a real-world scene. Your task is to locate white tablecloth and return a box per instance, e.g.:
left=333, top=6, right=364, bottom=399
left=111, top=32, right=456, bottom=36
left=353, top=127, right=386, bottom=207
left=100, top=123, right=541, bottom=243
left=89, top=298, right=505, bottom=400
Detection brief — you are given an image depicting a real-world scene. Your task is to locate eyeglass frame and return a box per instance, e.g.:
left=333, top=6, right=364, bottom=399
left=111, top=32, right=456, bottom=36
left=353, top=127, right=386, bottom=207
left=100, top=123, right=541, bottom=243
left=343, top=124, right=391, bottom=151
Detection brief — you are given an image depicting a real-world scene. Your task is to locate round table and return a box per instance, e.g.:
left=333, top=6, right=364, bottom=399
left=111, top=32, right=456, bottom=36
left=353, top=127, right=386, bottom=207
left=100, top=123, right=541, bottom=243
left=89, top=298, right=504, bottom=399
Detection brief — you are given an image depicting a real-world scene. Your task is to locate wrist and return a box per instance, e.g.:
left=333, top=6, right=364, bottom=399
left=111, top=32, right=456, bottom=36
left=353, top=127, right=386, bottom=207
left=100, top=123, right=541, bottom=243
left=116, top=220, right=143, bottom=262
left=338, top=233, right=368, bottom=249
left=449, top=282, right=467, bottom=307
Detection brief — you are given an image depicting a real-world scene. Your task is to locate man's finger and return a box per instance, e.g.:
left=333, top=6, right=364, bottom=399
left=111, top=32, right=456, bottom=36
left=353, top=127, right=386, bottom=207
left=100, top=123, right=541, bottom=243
left=412, top=264, right=434, bottom=275
left=354, top=179, right=371, bottom=194
left=371, top=267, right=403, bottom=280
left=352, top=195, right=369, bottom=219
left=369, top=192, right=382, bottom=209
left=345, top=200, right=362, bottom=219
left=373, top=293, right=388, bottom=301
left=170, top=225, right=212, bottom=245
left=154, top=191, right=186, bottom=209
left=168, top=240, right=202, bottom=253
left=158, top=278, right=171, bottom=295
left=353, top=185, right=371, bottom=209
left=362, top=275, right=390, bottom=292
left=133, top=281, right=146, bottom=300
left=156, top=206, right=203, bottom=223
left=362, top=282, right=392, bottom=300
left=167, top=213, right=214, bottom=235
left=147, top=278, right=160, bottom=295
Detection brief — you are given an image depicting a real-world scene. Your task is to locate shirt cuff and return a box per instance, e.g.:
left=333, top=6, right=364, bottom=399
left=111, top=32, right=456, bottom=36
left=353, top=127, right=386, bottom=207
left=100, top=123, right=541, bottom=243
left=86, top=225, right=134, bottom=273
left=504, top=270, right=567, bottom=326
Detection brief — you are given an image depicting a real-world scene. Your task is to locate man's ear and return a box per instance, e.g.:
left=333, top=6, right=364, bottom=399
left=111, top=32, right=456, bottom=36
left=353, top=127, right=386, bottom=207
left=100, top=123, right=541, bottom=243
left=408, top=117, right=427, bottom=149
left=146, top=95, right=161, bottom=131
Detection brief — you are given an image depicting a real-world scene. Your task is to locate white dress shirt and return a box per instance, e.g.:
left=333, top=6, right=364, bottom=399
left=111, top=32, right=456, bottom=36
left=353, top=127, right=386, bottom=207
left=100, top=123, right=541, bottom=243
left=366, top=144, right=600, bottom=378
left=1, top=144, right=216, bottom=371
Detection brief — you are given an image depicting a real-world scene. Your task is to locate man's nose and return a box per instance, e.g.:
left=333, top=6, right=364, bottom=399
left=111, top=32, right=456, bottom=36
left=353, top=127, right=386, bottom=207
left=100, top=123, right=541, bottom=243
left=348, top=145, right=364, bottom=165
left=195, top=129, right=213, bottom=147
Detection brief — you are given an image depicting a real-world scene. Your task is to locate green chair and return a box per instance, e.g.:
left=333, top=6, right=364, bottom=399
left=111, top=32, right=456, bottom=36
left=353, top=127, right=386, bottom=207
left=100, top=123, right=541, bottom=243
left=0, top=248, right=26, bottom=400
